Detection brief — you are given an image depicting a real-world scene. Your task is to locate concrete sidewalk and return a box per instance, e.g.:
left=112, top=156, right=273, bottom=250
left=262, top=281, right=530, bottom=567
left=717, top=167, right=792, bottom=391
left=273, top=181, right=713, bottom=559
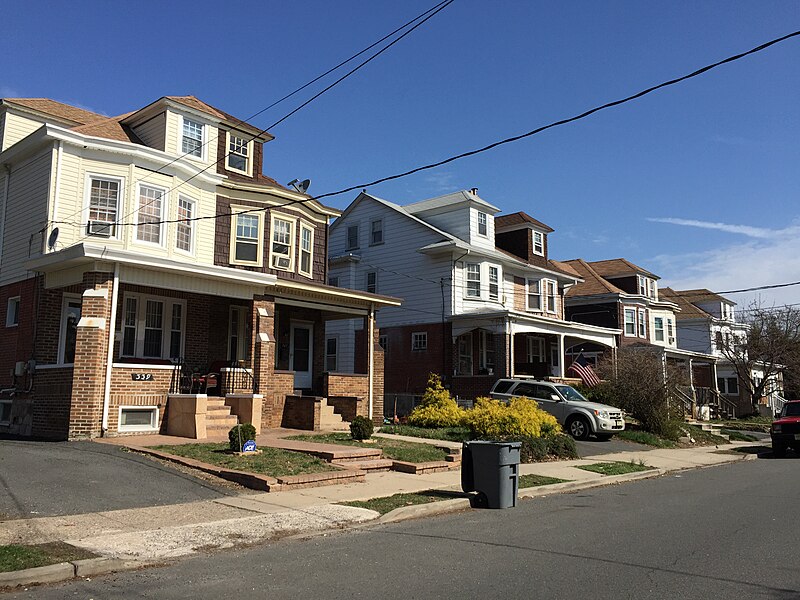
left=1, top=440, right=759, bottom=588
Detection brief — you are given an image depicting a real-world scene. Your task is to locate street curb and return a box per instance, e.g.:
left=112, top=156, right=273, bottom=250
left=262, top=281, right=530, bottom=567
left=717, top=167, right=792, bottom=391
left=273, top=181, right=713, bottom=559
left=0, top=557, right=145, bottom=590
left=378, top=468, right=667, bottom=523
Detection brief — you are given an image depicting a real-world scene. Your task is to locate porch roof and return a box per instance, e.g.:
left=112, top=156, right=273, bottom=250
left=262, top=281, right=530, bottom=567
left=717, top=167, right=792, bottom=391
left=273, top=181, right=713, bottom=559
left=449, top=309, right=619, bottom=348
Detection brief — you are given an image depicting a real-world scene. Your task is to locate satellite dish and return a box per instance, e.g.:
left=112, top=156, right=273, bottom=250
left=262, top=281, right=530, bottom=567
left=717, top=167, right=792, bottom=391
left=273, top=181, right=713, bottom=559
left=287, top=178, right=311, bottom=194
left=47, top=228, right=59, bottom=251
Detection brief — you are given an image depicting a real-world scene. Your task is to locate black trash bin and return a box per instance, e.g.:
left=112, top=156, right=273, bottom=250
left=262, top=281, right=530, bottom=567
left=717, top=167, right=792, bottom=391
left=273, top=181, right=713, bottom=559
left=461, top=440, right=521, bottom=509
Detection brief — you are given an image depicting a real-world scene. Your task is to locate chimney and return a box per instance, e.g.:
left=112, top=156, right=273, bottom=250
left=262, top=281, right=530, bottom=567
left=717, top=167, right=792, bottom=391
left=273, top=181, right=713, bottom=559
left=470, top=187, right=478, bottom=196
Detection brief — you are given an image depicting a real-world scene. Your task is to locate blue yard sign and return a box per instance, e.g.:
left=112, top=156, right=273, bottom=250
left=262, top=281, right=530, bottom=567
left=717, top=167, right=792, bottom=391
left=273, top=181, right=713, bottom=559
left=242, top=440, right=257, bottom=453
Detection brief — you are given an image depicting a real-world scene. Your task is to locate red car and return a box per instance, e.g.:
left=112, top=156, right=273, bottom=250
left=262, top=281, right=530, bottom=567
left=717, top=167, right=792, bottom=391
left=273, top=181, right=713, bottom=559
left=770, top=400, right=800, bottom=457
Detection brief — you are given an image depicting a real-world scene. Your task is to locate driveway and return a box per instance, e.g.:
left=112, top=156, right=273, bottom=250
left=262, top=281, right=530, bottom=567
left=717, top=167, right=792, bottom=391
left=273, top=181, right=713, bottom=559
left=0, top=439, right=232, bottom=519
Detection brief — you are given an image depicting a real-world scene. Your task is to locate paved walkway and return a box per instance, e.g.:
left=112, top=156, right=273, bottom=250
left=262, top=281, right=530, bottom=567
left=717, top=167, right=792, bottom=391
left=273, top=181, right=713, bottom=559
left=1, top=439, right=760, bottom=564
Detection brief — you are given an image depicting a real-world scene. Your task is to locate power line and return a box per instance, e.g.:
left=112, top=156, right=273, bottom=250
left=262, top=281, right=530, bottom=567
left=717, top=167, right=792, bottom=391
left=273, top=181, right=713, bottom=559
left=57, top=0, right=455, bottom=242
left=717, top=281, right=800, bottom=295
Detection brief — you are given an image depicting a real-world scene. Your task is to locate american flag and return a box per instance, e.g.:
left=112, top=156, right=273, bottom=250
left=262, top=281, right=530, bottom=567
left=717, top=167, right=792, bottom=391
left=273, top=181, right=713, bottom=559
left=568, top=353, right=601, bottom=387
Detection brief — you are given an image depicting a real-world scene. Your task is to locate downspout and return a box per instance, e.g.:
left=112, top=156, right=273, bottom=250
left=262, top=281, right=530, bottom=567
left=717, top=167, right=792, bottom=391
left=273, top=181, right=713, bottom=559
left=49, top=141, right=63, bottom=251
left=101, top=263, right=120, bottom=435
left=449, top=249, right=470, bottom=380
left=0, top=164, right=10, bottom=274
left=367, top=303, right=375, bottom=421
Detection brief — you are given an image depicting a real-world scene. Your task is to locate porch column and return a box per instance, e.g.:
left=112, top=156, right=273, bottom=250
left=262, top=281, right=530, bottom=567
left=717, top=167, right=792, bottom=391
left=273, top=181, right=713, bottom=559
left=556, top=334, right=565, bottom=378
left=69, top=273, right=114, bottom=440
left=711, top=361, right=719, bottom=393
left=509, top=330, right=515, bottom=378
left=368, top=308, right=384, bottom=427
left=688, top=358, right=696, bottom=419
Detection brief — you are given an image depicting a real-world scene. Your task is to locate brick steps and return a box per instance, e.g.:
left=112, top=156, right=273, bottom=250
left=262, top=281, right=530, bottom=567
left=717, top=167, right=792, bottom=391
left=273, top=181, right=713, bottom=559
left=315, top=447, right=383, bottom=462
left=332, top=458, right=394, bottom=472
left=392, top=460, right=455, bottom=475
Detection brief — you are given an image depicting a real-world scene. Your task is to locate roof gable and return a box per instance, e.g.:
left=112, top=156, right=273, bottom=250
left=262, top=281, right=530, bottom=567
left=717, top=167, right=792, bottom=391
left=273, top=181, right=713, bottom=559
left=588, top=258, right=659, bottom=280
left=2, top=98, right=106, bottom=126
left=495, top=211, right=554, bottom=233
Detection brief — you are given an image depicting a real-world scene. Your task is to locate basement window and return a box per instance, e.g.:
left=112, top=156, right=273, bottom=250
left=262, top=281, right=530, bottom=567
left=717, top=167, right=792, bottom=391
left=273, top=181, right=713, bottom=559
left=118, top=406, right=159, bottom=432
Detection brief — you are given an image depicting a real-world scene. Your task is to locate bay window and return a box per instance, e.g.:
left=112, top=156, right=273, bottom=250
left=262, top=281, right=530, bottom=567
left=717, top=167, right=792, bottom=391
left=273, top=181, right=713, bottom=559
left=624, top=308, right=636, bottom=336
left=465, top=263, right=481, bottom=298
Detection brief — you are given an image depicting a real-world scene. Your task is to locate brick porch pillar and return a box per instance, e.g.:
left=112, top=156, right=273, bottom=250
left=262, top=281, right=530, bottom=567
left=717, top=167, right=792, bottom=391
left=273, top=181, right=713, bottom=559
left=68, top=274, right=113, bottom=440
left=252, top=296, right=276, bottom=429
left=371, top=321, right=384, bottom=427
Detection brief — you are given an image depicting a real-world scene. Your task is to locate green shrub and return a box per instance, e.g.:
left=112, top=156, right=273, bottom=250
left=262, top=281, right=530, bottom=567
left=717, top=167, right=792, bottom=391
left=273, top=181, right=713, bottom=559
left=408, top=374, right=465, bottom=428
left=350, top=415, right=374, bottom=440
left=228, top=423, right=257, bottom=452
left=465, top=396, right=560, bottom=439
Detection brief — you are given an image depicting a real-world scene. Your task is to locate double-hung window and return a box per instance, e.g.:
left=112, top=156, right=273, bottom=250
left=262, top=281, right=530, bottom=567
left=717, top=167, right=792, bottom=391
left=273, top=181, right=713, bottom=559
left=87, top=176, right=120, bottom=237
left=182, top=117, right=204, bottom=157
left=346, top=225, right=359, bottom=250
left=227, top=133, right=250, bottom=174
left=232, top=211, right=262, bottom=265
left=624, top=308, right=636, bottom=336
left=638, top=276, right=648, bottom=296
left=121, top=294, right=185, bottom=360
left=5, top=297, right=19, bottom=327
left=135, top=184, right=165, bottom=245
left=479, top=330, right=495, bottom=372
left=412, top=332, right=427, bottom=351
left=638, top=309, right=647, bottom=337
left=545, top=280, right=557, bottom=313
left=654, top=317, right=665, bottom=341
left=457, top=334, right=473, bottom=375
left=299, top=223, right=313, bottom=278
left=533, top=231, right=544, bottom=255
left=465, top=263, right=481, bottom=298
left=325, top=337, right=338, bottom=372
left=667, top=318, right=674, bottom=340
left=526, top=337, right=545, bottom=362
left=270, top=216, right=294, bottom=271
left=477, top=212, right=487, bottom=236
left=365, top=271, right=377, bottom=294
left=176, top=196, right=195, bottom=253
left=489, top=267, right=500, bottom=301
left=59, top=296, right=81, bottom=364
left=527, top=279, right=542, bottom=310
left=370, top=219, right=383, bottom=245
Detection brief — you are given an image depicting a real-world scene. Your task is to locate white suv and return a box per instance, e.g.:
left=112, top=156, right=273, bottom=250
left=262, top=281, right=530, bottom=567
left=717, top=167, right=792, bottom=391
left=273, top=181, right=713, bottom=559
left=489, top=379, right=625, bottom=440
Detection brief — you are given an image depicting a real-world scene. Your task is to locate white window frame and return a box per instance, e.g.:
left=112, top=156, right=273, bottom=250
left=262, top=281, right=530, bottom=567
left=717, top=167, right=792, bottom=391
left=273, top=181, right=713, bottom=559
left=84, top=174, right=124, bottom=240
left=527, top=279, right=542, bottom=310
left=488, top=266, right=500, bottom=301
left=370, top=219, right=384, bottom=245
left=667, top=318, right=674, bottom=340
left=477, top=211, right=488, bottom=236
left=457, top=333, right=473, bottom=375
left=226, top=131, right=252, bottom=175
left=228, top=305, right=250, bottom=363
left=654, top=316, right=665, bottom=342
left=412, top=332, right=428, bottom=351
left=346, top=224, right=360, bottom=251
left=298, top=222, right=314, bottom=278
left=119, top=293, right=186, bottom=360
left=5, top=296, right=19, bottom=328
left=624, top=308, right=636, bottom=336
left=526, top=337, right=545, bottom=362
left=550, top=343, right=560, bottom=368
left=379, top=334, right=388, bottom=352
left=545, top=280, right=557, bottom=313
left=180, top=115, right=206, bottom=160
left=118, top=406, right=159, bottom=432
left=134, top=183, right=167, bottom=247
left=532, top=231, right=544, bottom=256
left=269, top=214, right=296, bottom=272
left=230, top=207, right=264, bottom=266
left=57, top=294, right=81, bottom=364
left=638, top=275, right=648, bottom=296
left=175, top=195, right=196, bottom=255
left=365, top=271, right=378, bottom=294
left=638, top=309, right=647, bottom=337
left=325, top=336, right=338, bottom=372
left=479, top=330, right=495, bottom=372
left=465, top=263, right=481, bottom=298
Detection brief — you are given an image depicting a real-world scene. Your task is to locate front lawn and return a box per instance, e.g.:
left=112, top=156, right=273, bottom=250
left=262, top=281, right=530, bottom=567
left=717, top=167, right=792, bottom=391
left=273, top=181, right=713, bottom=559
left=286, top=433, right=448, bottom=463
left=577, top=461, right=653, bottom=476
left=151, top=443, right=339, bottom=478
left=379, top=424, right=472, bottom=442
left=721, top=429, right=759, bottom=442
left=617, top=430, right=677, bottom=448
left=0, top=542, right=96, bottom=573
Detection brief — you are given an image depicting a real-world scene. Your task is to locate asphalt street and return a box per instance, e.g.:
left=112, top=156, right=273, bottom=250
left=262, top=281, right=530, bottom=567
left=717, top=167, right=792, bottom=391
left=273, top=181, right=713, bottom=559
left=0, top=439, right=231, bottom=519
left=12, top=453, right=799, bottom=599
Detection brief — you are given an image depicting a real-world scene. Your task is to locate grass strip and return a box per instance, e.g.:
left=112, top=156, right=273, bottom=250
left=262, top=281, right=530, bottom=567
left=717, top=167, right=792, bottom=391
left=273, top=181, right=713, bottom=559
left=0, top=542, right=96, bottom=573
left=379, top=425, right=472, bottom=442
left=341, top=490, right=460, bottom=515
left=286, top=433, right=448, bottom=463
left=151, top=443, right=339, bottom=478
left=518, top=474, right=568, bottom=488
left=617, top=430, right=677, bottom=448
left=577, top=461, right=653, bottom=476
left=721, top=429, right=758, bottom=442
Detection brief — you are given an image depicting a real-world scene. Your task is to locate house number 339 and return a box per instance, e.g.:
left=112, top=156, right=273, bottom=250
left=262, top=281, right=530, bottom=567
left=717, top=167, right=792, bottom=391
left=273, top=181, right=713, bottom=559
left=131, top=373, right=153, bottom=381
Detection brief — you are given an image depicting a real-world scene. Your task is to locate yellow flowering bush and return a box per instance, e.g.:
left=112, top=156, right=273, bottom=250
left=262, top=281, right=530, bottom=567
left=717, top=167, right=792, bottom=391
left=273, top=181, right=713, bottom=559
left=465, top=396, right=560, bottom=439
left=407, top=374, right=465, bottom=428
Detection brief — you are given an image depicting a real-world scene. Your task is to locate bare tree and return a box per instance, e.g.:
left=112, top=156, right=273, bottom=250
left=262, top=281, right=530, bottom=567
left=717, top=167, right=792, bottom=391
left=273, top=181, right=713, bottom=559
left=717, top=303, right=800, bottom=415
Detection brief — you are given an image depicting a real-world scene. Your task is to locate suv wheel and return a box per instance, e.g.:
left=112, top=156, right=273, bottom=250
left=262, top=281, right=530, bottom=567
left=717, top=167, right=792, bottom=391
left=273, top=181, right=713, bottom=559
left=567, top=416, right=591, bottom=441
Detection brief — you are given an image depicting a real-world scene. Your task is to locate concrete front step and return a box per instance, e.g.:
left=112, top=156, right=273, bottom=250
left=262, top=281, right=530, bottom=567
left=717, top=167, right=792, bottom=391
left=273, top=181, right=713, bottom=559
left=315, top=447, right=383, bottom=462
left=332, top=458, right=394, bottom=472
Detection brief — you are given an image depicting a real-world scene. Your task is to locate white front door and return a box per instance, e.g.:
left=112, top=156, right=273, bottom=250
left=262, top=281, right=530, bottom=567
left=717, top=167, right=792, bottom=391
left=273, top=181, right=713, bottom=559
left=290, top=322, right=313, bottom=389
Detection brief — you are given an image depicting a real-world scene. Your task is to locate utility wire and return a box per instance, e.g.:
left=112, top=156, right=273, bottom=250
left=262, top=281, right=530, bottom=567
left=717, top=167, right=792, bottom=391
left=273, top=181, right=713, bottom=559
left=58, top=0, right=455, bottom=242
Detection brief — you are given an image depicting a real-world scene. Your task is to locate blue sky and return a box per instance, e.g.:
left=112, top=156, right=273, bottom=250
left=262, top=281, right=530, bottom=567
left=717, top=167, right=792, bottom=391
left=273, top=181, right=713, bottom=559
left=2, top=1, right=799, bottom=308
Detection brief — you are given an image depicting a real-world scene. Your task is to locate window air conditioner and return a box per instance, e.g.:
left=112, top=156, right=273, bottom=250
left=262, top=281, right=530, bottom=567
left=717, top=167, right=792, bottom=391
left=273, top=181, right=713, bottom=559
left=668, top=337, right=675, bottom=344
left=272, top=255, right=291, bottom=270
left=87, top=220, right=115, bottom=237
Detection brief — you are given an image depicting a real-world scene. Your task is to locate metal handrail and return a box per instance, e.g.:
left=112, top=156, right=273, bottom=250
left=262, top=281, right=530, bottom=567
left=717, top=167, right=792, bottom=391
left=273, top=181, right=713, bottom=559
left=708, top=387, right=737, bottom=419
left=221, top=364, right=257, bottom=395
left=672, top=386, right=693, bottom=416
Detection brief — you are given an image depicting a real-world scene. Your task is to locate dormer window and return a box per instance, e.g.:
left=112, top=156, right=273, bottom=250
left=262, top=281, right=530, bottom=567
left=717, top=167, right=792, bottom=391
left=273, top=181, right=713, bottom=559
left=477, top=212, right=487, bottom=236
left=532, top=231, right=544, bottom=256
left=227, top=133, right=251, bottom=174
left=638, top=275, right=656, bottom=298
left=181, top=117, right=204, bottom=158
